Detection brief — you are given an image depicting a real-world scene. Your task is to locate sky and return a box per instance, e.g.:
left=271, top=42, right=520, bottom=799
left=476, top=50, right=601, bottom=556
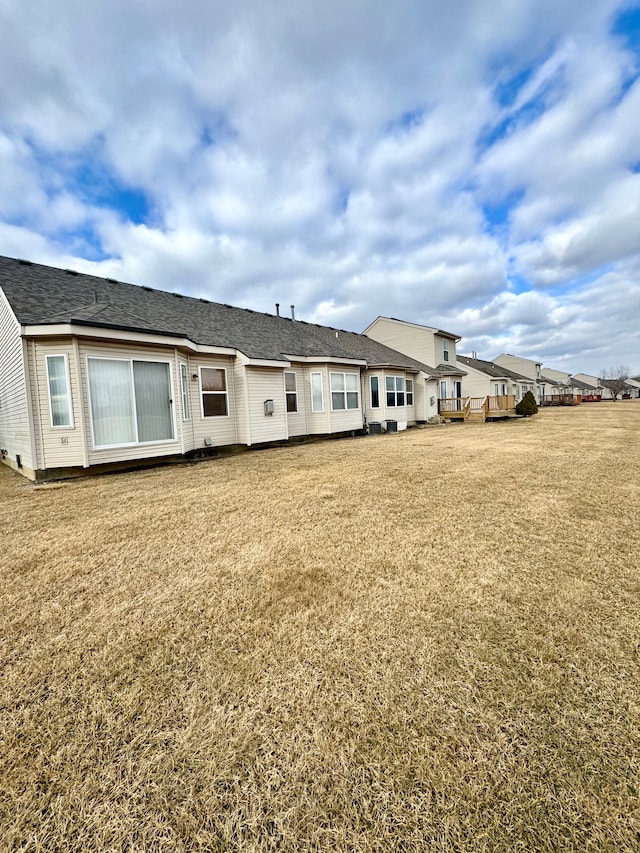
left=0, top=0, right=639, bottom=376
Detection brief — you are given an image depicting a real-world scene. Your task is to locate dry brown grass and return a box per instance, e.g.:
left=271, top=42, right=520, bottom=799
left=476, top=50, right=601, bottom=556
left=1, top=402, right=639, bottom=852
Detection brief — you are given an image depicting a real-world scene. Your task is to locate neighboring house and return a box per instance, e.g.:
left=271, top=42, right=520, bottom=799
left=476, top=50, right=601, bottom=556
left=362, top=317, right=466, bottom=403
left=627, top=377, right=640, bottom=398
left=599, top=377, right=637, bottom=400
left=493, top=353, right=544, bottom=404
left=541, top=368, right=571, bottom=385
left=0, top=256, right=444, bottom=481
left=457, top=355, right=535, bottom=403
left=539, top=367, right=577, bottom=404
left=569, top=376, right=601, bottom=402
left=572, top=373, right=611, bottom=400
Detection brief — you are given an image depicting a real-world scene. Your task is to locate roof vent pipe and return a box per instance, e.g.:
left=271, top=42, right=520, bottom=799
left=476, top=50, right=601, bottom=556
left=275, top=303, right=280, bottom=317
left=290, top=304, right=295, bottom=320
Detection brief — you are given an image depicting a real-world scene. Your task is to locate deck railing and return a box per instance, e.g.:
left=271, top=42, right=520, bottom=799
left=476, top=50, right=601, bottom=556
left=438, top=394, right=516, bottom=421
left=540, top=394, right=581, bottom=406
left=488, top=394, right=515, bottom=412
left=438, top=397, right=466, bottom=414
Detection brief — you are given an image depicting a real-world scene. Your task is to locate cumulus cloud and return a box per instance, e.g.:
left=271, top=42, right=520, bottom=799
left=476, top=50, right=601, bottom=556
left=0, top=0, right=638, bottom=374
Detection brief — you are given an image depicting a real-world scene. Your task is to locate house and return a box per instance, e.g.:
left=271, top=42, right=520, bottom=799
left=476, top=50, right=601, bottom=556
left=0, top=256, right=451, bottom=481
left=493, top=353, right=544, bottom=404
left=362, top=317, right=466, bottom=405
left=627, top=377, right=640, bottom=398
left=457, top=355, right=535, bottom=402
left=538, top=368, right=580, bottom=405
left=572, top=373, right=610, bottom=400
left=569, top=376, right=601, bottom=402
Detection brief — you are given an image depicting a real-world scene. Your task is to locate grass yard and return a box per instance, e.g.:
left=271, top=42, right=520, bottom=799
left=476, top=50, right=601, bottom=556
left=1, top=402, right=639, bottom=852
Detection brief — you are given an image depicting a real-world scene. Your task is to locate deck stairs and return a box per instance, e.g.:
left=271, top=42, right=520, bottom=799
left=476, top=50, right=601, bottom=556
left=438, top=395, right=516, bottom=423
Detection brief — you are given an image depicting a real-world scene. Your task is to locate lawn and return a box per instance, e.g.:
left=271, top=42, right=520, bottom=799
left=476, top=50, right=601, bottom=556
left=1, top=402, right=639, bottom=852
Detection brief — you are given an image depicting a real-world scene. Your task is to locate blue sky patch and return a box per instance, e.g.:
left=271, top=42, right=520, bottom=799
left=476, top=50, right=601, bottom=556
left=385, top=108, right=424, bottom=135
left=494, top=67, right=535, bottom=108
left=612, top=5, right=640, bottom=54
left=481, top=191, right=524, bottom=230
left=71, top=160, right=150, bottom=225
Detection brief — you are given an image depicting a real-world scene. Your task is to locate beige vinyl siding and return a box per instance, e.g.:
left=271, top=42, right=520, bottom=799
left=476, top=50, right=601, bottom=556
left=493, top=354, right=540, bottom=381
left=32, top=339, right=85, bottom=469
left=189, top=356, right=238, bottom=449
left=285, top=364, right=307, bottom=438
left=246, top=367, right=288, bottom=444
left=303, top=367, right=331, bottom=435
left=422, top=376, right=439, bottom=421
left=366, top=317, right=437, bottom=366
left=79, top=341, right=183, bottom=466
left=232, top=360, right=250, bottom=446
left=0, top=289, right=34, bottom=471
left=459, top=363, right=492, bottom=398
left=541, top=368, right=571, bottom=384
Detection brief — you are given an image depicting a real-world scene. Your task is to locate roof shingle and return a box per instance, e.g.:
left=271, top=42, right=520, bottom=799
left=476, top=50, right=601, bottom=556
left=0, top=256, right=437, bottom=375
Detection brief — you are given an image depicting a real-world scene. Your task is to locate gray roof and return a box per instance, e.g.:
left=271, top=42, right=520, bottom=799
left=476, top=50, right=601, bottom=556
left=569, top=377, right=599, bottom=391
left=0, top=255, right=436, bottom=375
left=457, top=355, right=533, bottom=383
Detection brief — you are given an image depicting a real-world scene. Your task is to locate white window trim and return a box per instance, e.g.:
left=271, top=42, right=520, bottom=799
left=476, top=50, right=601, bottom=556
left=86, top=356, right=177, bottom=450
left=330, top=371, right=360, bottom=412
left=369, top=375, right=381, bottom=409
left=443, top=339, right=450, bottom=362
left=385, top=375, right=406, bottom=408
left=199, top=365, right=230, bottom=419
left=180, top=362, right=190, bottom=421
left=285, top=371, right=298, bottom=413
left=45, top=353, right=74, bottom=429
left=310, top=371, right=324, bottom=413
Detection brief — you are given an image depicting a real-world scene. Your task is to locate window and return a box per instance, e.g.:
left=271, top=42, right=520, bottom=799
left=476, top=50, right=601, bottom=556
left=370, top=376, right=380, bottom=408
left=310, top=372, right=324, bottom=412
left=406, top=379, right=414, bottom=405
left=180, top=363, right=190, bottom=420
left=494, top=383, right=500, bottom=396
left=46, top=354, right=73, bottom=428
left=330, top=372, right=359, bottom=410
left=440, top=380, right=447, bottom=399
left=88, top=357, right=174, bottom=448
left=200, top=367, right=228, bottom=417
left=443, top=339, right=450, bottom=362
left=386, top=376, right=405, bottom=407
left=285, top=372, right=298, bottom=413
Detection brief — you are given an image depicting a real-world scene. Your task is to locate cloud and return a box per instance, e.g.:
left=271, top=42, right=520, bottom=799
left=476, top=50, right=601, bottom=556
left=0, top=0, right=638, bottom=375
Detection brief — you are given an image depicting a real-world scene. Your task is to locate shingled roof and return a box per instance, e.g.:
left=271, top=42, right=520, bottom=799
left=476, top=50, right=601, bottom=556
left=0, top=256, right=436, bottom=375
left=457, top=355, right=534, bottom=383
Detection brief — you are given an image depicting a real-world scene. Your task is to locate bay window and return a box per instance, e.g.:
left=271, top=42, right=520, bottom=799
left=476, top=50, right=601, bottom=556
left=386, top=376, right=405, bottom=407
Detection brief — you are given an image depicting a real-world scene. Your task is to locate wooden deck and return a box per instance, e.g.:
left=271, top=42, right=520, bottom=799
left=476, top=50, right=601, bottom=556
left=540, top=394, right=582, bottom=406
left=439, top=395, right=516, bottom=422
